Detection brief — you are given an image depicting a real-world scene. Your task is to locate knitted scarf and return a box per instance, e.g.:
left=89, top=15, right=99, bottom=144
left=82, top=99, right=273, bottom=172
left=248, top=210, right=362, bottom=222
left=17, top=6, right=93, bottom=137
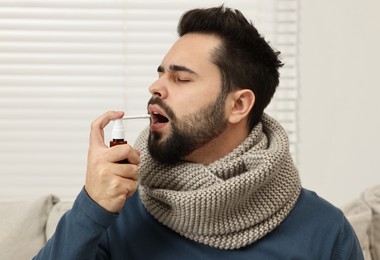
left=135, top=113, right=301, bottom=250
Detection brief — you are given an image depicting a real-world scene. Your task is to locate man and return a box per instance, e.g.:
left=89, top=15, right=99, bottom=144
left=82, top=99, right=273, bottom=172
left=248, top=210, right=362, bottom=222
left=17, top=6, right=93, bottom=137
left=34, top=6, right=363, bottom=259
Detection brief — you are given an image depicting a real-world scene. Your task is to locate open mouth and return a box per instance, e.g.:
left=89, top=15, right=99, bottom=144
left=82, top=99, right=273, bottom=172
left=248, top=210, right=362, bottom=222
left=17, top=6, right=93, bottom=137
left=151, top=111, right=169, bottom=124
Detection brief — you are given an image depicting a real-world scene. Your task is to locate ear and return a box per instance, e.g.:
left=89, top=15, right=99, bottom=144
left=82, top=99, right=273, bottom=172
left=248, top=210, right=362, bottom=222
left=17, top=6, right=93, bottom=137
left=226, top=89, right=255, bottom=124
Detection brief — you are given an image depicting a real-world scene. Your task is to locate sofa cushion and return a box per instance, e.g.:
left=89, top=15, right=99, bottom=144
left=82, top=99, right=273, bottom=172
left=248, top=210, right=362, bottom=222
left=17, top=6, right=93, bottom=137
left=362, top=185, right=380, bottom=260
left=45, top=201, right=73, bottom=240
left=0, top=195, right=58, bottom=260
left=341, top=197, right=372, bottom=260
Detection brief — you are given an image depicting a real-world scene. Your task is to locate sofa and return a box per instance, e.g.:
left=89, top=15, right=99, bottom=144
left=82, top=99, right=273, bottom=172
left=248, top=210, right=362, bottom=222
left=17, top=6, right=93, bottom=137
left=1, top=185, right=379, bottom=260
left=340, top=185, right=380, bottom=260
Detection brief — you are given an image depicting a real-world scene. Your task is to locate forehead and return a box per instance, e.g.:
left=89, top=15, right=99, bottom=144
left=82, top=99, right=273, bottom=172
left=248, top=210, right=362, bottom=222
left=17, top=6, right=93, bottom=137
left=161, top=33, right=222, bottom=72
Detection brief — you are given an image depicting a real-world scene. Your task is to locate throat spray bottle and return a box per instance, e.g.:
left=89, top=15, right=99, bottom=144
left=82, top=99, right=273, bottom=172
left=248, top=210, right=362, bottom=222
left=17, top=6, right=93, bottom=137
left=110, top=119, right=129, bottom=164
left=110, top=119, right=127, bottom=147
left=109, top=115, right=150, bottom=163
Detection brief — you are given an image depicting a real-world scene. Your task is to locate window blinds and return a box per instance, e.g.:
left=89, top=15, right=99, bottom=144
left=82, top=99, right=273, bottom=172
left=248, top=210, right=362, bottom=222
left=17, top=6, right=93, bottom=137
left=0, top=0, right=298, bottom=201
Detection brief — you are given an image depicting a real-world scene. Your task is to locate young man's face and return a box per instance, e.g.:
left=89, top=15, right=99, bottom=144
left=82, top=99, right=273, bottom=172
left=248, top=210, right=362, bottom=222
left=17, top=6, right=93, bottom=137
left=147, top=33, right=228, bottom=164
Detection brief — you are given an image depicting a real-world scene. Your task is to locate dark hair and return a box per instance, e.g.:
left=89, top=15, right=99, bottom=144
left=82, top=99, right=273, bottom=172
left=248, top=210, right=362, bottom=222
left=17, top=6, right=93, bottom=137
left=177, top=6, right=283, bottom=130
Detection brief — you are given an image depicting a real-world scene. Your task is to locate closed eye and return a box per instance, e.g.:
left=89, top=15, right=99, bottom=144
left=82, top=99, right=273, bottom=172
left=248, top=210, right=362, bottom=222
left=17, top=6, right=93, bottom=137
left=175, top=77, right=190, bottom=84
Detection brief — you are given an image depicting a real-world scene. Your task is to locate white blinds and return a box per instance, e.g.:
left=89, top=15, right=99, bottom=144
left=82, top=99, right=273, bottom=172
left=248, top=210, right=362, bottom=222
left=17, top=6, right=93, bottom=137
left=0, top=0, right=298, bottom=201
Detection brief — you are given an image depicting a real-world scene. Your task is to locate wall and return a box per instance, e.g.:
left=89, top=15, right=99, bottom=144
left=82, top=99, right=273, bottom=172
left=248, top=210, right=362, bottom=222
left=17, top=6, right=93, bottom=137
left=2, top=1, right=378, bottom=205
left=298, top=0, right=380, bottom=206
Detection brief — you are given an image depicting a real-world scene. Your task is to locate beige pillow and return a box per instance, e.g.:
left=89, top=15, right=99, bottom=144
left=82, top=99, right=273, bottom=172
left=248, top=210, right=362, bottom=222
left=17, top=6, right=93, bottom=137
left=0, top=195, right=58, bottom=260
left=341, top=198, right=372, bottom=260
left=45, top=201, right=73, bottom=240
left=362, top=185, right=380, bottom=260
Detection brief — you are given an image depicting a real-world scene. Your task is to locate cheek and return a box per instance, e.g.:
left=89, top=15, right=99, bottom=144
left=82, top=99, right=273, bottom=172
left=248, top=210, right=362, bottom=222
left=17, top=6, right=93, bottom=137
left=168, top=81, right=222, bottom=116
left=173, top=98, right=207, bottom=119
left=166, top=93, right=197, bottom=116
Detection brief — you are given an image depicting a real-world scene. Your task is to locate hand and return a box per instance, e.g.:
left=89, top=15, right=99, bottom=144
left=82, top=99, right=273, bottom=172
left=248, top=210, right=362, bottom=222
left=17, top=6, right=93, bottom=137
left=84, top=111, right=140, bottom=213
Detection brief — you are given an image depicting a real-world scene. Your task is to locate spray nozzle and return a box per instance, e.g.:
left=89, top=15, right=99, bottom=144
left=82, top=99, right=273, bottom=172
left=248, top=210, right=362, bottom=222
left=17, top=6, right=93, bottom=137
left=112, top=119, right=125, bottom=140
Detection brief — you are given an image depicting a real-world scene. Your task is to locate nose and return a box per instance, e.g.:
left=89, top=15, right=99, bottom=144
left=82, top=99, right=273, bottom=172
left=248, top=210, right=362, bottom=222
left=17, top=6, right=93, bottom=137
left=149, top=77, right=168, bottom=99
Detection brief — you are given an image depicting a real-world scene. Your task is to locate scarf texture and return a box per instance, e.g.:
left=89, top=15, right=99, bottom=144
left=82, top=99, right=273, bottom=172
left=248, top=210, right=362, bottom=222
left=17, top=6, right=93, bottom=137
left=135, top=114, right=301, bottom=250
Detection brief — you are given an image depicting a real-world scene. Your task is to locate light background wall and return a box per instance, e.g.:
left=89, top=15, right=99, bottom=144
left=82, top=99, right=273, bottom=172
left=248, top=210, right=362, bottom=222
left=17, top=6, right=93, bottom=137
left=0, top=0, right=298, bottom=201
left=1, top=0, right=379, bottom=207
left=298, top=0, right=380, bottom=206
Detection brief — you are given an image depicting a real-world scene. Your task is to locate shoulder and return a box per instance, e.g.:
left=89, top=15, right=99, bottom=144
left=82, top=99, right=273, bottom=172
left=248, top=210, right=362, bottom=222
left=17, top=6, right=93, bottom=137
left=293, top=188, right=343, bottom=221
left=271, top=188, right=364, bottom=259
left=287, top=188, right=353, bottom=238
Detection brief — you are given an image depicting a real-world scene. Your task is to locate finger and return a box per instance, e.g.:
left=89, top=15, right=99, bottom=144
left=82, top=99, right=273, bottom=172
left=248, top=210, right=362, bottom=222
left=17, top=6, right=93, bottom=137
left=90, top=111, right=124, bottom=147
left=106, top=144, right=141, bottom=165
left=103, top=177, right=138, bottom=211
left=111, top=163, right=139, bottom=181
left=125, top=179, right=138, bottom=199
left=117, top=176, right=138, bottom=197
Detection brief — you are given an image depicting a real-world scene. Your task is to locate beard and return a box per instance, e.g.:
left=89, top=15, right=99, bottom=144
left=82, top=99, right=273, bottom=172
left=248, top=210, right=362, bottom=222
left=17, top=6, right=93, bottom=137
left=148, top=92, right=228, bottom=164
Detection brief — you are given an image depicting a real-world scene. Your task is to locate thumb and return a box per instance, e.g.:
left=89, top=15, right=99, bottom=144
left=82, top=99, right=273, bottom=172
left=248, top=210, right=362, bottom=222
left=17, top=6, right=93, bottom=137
left=89, top=111, right=124, bottom=147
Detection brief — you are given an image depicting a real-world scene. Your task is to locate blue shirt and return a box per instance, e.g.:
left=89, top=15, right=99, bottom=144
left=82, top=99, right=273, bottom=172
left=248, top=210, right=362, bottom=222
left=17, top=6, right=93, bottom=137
left=34, top=188, right=364, bottom=259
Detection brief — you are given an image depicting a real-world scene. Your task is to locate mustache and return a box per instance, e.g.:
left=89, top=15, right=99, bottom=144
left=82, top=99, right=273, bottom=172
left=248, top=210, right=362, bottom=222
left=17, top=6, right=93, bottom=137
left=147, top=97, right=175, bottom=119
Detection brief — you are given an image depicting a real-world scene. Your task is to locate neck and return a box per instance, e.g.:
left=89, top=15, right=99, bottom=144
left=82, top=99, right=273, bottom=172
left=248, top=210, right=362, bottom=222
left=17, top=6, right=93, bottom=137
left=183, top=123, right=249, bottom=165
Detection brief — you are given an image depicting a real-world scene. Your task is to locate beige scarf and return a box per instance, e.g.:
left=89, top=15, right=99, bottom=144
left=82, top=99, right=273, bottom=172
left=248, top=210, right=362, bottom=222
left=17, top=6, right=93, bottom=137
left=135, top=114, right=301, bottom=250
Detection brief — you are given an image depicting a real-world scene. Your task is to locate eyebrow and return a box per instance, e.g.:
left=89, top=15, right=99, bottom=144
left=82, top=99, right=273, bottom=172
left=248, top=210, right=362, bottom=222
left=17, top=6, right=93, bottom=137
left=157, top=64, right=198, bottom=75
